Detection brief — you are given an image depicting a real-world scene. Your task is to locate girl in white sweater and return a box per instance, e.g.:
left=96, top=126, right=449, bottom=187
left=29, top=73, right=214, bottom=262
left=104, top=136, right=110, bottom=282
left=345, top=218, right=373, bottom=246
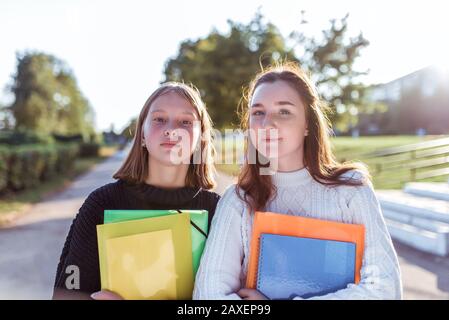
left=193, top=62, right=402, bottom=300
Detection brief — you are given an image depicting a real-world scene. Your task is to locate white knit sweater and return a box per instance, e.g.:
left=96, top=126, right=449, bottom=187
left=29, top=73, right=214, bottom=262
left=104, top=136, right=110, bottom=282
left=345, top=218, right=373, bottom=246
left=193, top=168, right=403, bottom=300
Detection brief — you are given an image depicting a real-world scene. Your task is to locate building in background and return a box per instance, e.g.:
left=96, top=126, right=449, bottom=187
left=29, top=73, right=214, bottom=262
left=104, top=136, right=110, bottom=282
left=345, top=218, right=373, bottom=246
left=358, top=66, right=449, bottom=135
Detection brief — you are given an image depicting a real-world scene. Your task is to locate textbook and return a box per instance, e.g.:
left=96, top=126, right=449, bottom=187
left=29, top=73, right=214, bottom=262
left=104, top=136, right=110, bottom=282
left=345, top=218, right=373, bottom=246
left=97, top=213, right=194, bottom=300
left=103, top=209, right=208, bottom=275
left=257, top=233, right=356, bottom=299
left=246, top=211, right=365, bottom=297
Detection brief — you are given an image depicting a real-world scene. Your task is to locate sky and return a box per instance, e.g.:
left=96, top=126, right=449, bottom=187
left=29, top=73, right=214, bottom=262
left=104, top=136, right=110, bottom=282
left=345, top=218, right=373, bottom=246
left=1, top=0, right=448, bottom=131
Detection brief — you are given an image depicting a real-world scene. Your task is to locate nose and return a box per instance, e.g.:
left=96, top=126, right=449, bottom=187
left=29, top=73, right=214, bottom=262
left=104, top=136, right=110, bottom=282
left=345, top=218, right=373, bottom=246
left=163, top=121, right=180, bottom=140
left=164, top=129, right=178, bottom=139
left=262, top=113, right=277, bottom=129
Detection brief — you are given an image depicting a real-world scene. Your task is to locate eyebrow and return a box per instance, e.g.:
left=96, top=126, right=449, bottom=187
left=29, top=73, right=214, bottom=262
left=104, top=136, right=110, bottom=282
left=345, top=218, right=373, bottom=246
left=250, top=101, right=296, bottom=108
left=150, top=109, right=196, bottom=116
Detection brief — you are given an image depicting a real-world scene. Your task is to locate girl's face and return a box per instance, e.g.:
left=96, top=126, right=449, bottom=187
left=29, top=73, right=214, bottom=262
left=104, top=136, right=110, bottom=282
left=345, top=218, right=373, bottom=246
left=249, top=80, right=308, bottom=170
left=142, top=91, right=201, bottom=166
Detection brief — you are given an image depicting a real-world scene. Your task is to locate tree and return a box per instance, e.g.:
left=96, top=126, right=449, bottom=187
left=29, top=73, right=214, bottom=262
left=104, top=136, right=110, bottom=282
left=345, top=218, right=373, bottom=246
left=163, top=12, right=297, bottom=129
left=120, top=117, right=138, bottom=141
left=8, top=51, right=95, bottom=139
left=0, top=102, right=14, bottom=130
left=290, top=13, right=374, bottom=132
left=164, top=11, right=373, bottom=132
left=54, top=70, right=96, bottom=138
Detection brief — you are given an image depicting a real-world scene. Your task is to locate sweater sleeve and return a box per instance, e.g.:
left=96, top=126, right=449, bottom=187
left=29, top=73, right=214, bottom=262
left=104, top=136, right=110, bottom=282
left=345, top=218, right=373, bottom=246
left=193, top=185, right=245, bottom=300
left=52, top=187, right=106, bottom=299
left=296, top=180, right=403, bottom=300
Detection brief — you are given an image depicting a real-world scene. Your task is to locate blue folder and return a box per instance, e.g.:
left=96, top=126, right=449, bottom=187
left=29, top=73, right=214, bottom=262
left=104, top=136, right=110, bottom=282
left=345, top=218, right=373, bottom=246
left=257, top=233, right=356, bottom=300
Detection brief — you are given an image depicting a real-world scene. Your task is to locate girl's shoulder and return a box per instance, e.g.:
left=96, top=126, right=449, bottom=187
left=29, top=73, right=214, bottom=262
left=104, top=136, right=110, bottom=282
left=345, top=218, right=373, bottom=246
left=333, top=169, right=376, bottom=204
left=85, top=179, right=127, bottom=206
left=337, top=169, right=370, bottom=185
left=73, top=181, right=125, bottom=228
left=91, top=178, right=125, bottom=195
left=220, top=183, right=244, bottom=200
left=197, top=189, right=221, bottom=213
left=216, top=184, right=248, bottom=212
left=198, top=188, right=221, bottom=203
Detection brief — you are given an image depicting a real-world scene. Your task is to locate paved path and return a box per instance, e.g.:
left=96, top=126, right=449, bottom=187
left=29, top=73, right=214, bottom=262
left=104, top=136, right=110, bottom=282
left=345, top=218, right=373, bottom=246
left=0, top=155, right=447, bottom=299
left=0, top=150, right=127, bottom=299
left=395, top=241, right=449, bottom=299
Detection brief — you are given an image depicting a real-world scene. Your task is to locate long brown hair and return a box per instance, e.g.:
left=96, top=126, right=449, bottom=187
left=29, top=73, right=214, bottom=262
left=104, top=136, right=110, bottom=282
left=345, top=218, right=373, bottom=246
left=237, top=62, right=369, bottom=211
left=113, top=82, right=217, bottom=189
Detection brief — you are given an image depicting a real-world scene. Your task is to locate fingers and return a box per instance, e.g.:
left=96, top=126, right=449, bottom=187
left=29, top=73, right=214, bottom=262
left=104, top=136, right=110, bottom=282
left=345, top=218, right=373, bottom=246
left=237, top=288, right=268, bottom=300
left=237, top=288, right=253, bottom=298
left=90, top=290, right=124, bottom=300
left=237, top=288, right=248, bottom=297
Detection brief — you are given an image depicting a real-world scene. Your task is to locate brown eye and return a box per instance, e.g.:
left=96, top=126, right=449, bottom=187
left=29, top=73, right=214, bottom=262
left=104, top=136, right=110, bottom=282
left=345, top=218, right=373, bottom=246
left=153, top=117, right=166, bottom=123
left=252, top=110, right=264, bottom=116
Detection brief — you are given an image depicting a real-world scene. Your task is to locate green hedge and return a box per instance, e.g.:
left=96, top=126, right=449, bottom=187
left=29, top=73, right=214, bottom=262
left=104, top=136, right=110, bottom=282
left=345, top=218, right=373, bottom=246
left=0, top=143, right=79, bottom=193
left=0, top=130, right=54, bottom=145
left=0, top=148, right=9, bottom=192
left=79, top=142, right=100, bottom=158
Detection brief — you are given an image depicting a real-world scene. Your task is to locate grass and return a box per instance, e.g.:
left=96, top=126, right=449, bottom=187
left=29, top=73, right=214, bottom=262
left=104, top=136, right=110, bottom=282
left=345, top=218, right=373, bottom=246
left=215, top=135, right=449, bottom=189
left=330, top=135, right=440, bottom=159
left=216, top=164, right=242, bottom=177
left=0, top=145, right=119, bottom=226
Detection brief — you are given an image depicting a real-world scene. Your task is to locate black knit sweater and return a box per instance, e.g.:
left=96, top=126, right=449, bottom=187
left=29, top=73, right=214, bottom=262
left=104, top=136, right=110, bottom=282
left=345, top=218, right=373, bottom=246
left=52, top=179, right=220, bottom=299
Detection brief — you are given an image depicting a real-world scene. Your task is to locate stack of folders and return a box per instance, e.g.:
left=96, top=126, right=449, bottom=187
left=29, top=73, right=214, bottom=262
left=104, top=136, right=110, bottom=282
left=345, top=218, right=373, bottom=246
left=246, top=211, right=365, bottom=300
left=96, top=209, right=208, bottom=300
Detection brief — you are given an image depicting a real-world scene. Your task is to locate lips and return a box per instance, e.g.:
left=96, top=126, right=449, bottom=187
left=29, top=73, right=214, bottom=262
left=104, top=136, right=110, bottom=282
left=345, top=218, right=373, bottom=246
left=264, top=138, right=282, bottom=142
left=160, top=141, right=180, bottom=148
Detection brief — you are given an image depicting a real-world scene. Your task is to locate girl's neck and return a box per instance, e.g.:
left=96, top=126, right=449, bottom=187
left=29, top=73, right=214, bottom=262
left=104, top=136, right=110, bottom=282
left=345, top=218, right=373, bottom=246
left=271, top=148, right=305, bottom=172
left=275, top=160, right=305, bottom=172
left=145, top=157, right=189, bottom=189
left=271, top=166, right=312, bottom=187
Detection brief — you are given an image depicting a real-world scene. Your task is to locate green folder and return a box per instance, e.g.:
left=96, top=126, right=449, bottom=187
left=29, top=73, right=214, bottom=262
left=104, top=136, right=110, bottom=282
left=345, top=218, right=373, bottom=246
left=97, top=213, right=193, bottom=299
left=104, top=209, right=208, bottom=276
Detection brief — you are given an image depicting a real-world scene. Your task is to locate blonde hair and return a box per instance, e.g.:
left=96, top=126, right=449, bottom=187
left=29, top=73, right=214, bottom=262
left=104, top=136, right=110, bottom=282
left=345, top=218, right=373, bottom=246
left=113, top=82, right=217, bottom=189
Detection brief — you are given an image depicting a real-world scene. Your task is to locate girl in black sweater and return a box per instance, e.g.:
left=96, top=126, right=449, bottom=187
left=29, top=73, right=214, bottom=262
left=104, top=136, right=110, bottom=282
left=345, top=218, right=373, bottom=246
left=52, top=82, right=220, bottom=299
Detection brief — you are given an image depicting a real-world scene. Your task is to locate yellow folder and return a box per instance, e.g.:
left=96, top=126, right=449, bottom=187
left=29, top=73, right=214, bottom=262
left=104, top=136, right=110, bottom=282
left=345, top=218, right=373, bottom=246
left=97, top=213, right=193, bottom=300
left=105, top=230, right=177, bottom=300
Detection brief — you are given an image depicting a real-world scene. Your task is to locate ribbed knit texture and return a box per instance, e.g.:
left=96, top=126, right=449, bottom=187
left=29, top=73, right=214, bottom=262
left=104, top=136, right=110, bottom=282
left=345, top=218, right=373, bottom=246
left=193, top=168, right=403, bottom=300
left=53, top=179, right=220, bottom=297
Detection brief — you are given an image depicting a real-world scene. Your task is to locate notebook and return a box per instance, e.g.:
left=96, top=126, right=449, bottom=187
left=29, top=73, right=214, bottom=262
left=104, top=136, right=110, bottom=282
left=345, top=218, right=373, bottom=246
left=246, top=211, right=365, bottom=290
left=257, top=233, right=356, bottom=300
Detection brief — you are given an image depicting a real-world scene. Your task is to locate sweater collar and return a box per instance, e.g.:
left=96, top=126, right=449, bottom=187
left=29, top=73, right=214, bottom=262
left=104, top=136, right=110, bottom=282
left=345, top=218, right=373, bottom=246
left=121, top=180, right=202, bottom=206
left=271, top=166, right=313, bottom=187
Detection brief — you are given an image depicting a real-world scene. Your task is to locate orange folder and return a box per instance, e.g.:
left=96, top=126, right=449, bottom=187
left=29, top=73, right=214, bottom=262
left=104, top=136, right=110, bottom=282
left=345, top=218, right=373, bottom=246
left=246, top=211, right=365, bottom=289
